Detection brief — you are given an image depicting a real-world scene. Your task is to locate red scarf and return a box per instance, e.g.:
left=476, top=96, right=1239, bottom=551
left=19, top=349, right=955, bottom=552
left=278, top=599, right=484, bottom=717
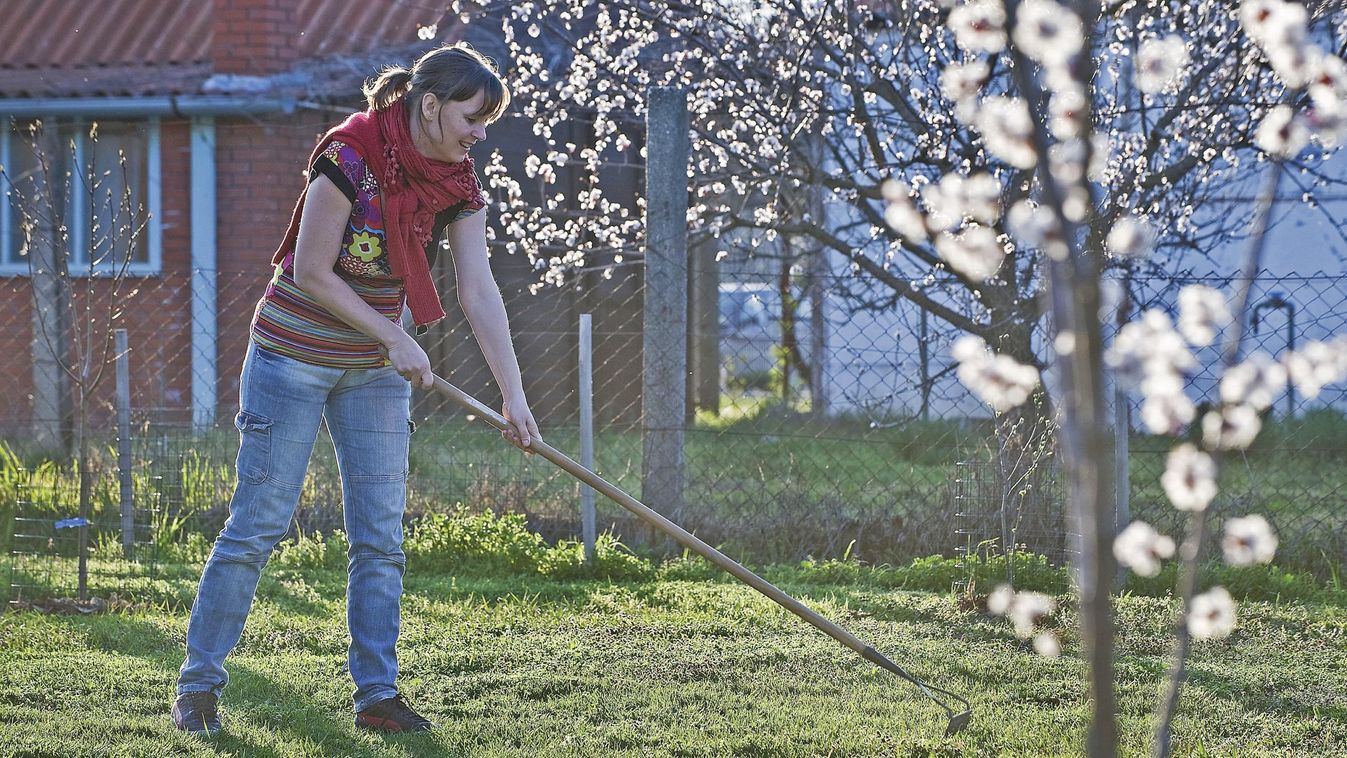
left=271, top=99, right=485, bottom=329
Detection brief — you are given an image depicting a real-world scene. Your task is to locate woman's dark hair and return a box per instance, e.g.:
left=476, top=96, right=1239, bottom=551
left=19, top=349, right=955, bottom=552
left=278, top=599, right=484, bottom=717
left=363, top=42, right=509, bottom=123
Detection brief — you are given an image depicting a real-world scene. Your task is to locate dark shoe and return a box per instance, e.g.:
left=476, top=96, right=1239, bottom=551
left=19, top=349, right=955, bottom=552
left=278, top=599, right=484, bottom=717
left=355, top=694, right=434, bottom=733
left=172, top=691, right=222, bottom=735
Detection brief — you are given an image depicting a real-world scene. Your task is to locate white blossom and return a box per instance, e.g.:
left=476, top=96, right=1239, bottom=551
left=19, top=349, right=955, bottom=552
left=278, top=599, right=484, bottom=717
left=1222, top=514, right=1278, bottom=566
left=1220, top=353, right=1287, bottom=411
left=1284, top=340, right=1347, bottom=399
left=936, top=224, right=1006, bottom=281
left=1007, top=199, right=1067, bottom=260
left=881, top=180, right=928, bottom=242
left=976, top=96, right=1037, bottom=169
left=1177, top=285, right=1231, bottom=347
left=1054, top=330, right=1076, bottom=357
left=951, top=334, right=989, bottom=366
left=1241, top=0, right=1314, bottom=88
left=1012, top=0, right=1084, bottom=68
left=1136, top=36, right=1190, bottom=93
left=923, top=172, right=1002, bottom=232
left=1086, top=133, right=1110, bottom=183
left=1240, top=0, right=1306, bottom=48
left=1108, top=310, right=1196, bottom=404
left=959, top=173, right=1004, bottom=225
left=1161, top=443, right=1218, bottom=512
left=1308, top=55, right=1347, bottom=114
left=1048, top=138, right=1091, bottom=186
left=950, top=0, right=1008, bottom=54
left=1267, top=43, right=1320, bottom=89
left=984, top=584, right=1057, bottom=644
left=941, top=59, right=991, bottom=121
left=1049, top=87, right=1087, bottom=139
left=1141, top=392, right=1196, bottom=436
left=951, top=335, right=1041, bottom=412
left=1007, top=591, right=1056, bottom=639
left=1306, top=105, right=1347, bottom=148
left=1033, top=632, right=1061, bottom=658
left=1105, top=216, right=1156, bottom=259
left=1202, top=404, right=1263, bottom=451
left=1255, top=106, right=1310, bottom=158
left=1188, top=587, right=1236, bottom=640
left=1113, top=520, right=1176, bottom=577
left=524, top=153, right=543, bottom=178
left=987, top=582, right=1015, bottom=615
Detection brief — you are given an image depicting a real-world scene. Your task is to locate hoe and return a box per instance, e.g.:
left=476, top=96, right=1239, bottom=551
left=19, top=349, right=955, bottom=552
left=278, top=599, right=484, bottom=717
left=430, top=374, right=973, bottom=736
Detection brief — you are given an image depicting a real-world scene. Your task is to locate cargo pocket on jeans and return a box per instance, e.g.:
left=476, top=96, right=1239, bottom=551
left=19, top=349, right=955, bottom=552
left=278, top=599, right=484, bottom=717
left=234, top=410, right=274, bottom=485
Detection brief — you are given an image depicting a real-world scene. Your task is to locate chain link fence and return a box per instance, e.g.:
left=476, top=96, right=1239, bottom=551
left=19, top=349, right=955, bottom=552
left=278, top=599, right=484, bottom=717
left=2, top=263, right=1345, bottom=602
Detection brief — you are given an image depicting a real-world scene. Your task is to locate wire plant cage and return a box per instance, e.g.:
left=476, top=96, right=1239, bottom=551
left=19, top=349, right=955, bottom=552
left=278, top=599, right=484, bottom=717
left=2, top=464, right=178, bottom=607
left=952, top=450, right=1067, bottom=593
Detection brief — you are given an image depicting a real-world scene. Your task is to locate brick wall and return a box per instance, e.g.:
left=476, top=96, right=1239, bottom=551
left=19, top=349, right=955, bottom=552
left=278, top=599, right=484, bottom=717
left=0, top=121, right=196, bottom=432
left=211, top=0, right=300, bottom=76
left=212, top=111, right=332, bottom=415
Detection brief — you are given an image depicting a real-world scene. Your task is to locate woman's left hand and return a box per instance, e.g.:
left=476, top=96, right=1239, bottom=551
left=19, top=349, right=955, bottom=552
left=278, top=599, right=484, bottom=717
left=501, top=392, right=541, bottom=453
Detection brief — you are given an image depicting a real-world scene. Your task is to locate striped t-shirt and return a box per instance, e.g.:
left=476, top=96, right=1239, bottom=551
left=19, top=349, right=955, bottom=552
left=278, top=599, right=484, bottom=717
left=251, top=140, right=476, bottom=368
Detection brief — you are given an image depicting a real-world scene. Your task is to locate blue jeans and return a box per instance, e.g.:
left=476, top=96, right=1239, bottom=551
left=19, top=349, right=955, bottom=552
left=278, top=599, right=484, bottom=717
left=177, top=342, right=413, bottom=712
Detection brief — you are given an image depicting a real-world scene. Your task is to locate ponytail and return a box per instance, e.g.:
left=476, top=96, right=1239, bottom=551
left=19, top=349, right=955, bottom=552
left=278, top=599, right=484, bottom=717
left=363, top=66, right=414, bottom=110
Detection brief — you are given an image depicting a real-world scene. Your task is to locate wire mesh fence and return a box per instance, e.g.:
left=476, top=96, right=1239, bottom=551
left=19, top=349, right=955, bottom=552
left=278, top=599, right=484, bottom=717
left=1, top=263, right=1345, bottom=602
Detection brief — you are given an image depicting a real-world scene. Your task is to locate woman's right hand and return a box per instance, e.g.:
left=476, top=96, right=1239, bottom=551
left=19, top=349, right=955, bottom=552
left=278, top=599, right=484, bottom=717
left=384, top=334, right=434, bottom=389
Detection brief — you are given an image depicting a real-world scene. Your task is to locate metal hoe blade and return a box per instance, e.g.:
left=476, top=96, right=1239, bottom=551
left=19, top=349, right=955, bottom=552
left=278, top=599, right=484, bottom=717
left=861, top=647, right=973, bottom=735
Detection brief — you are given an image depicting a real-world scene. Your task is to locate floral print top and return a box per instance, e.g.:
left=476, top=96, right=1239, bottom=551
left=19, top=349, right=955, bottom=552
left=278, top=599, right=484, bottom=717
left=317, top=140, right=393, bottom=278
left=250, top=140, right=478, bottom=368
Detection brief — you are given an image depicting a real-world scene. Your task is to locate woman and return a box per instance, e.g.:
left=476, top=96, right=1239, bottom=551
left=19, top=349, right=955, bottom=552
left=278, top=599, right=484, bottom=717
left=172, top=43, right=539, bottom=735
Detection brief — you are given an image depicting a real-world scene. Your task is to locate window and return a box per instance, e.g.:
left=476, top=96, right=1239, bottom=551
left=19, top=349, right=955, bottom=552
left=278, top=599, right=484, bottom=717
left=1, top=117, right=161, bottom=275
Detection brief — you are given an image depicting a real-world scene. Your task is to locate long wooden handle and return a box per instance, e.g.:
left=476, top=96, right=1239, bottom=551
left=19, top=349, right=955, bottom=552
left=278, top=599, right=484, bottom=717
left=429, top=375, right=869, bottom=655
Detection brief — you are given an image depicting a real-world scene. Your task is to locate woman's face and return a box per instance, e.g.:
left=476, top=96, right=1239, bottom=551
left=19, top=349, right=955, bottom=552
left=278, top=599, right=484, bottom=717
left=418, top=90, right=489, bottom=163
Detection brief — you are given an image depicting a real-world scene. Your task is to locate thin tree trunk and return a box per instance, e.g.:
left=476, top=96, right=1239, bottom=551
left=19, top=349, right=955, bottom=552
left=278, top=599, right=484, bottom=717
left=76, top=389, right=90, bottom=599
left=1152, top=164, right=1281, bottom=758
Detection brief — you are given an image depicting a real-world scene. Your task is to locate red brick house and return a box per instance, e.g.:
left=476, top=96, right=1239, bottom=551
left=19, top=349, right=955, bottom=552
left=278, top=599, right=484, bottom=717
left=0, top=0, right=649, bottom=445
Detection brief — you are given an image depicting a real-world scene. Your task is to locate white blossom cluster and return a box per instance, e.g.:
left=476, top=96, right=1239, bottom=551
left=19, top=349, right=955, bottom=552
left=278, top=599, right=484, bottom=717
left=1188, top=586, right=1237, bottom=640
left=1108, top=320, right=1345, bottom=604
left=1135, top=36, right=1190, bottom=95
left=1284, top=336, right=1347, bottom=398
left=1240, top=0, right=1347, bottom=154
left=1221, top=514, right=1278, bottom=566
left=1112, top=520, right=1175, bottom=577
left=950, top=335, right=1041, bottom=412
left=1105, top=308, right=1197, bottom=435
left=986, top=583, right=1060, bottom=656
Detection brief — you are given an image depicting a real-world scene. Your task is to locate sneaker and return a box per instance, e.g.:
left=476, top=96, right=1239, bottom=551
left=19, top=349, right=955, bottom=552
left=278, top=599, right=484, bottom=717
left=172, top=691, right=222, bottom=735
left=355, top=694, right=434, bottom=733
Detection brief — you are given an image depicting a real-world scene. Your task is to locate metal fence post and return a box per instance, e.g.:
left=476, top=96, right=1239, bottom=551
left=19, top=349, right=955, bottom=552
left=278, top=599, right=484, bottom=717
left=1113, top=380, right=1129, bottom=585
left=115, top=329, right=135, bottom=560
left=579, top=314, right=596, bottom=563
left=190, top=116, right=218, bottom=431
left=642, top=87, right=689, bottom=535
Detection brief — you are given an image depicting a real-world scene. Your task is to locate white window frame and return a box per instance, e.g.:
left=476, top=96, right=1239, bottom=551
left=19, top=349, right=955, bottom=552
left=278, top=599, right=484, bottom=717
left=0, top=116, right=162, bottom=277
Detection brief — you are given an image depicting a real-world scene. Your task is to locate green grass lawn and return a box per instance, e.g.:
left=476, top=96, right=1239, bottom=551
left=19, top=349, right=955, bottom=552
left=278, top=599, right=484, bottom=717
left=1, top=563, right=1343, bottom=756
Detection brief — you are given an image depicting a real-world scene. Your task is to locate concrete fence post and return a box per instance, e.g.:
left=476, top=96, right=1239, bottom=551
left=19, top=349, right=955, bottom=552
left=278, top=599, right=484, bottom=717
left=642, top=87, right=690, bottom=536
